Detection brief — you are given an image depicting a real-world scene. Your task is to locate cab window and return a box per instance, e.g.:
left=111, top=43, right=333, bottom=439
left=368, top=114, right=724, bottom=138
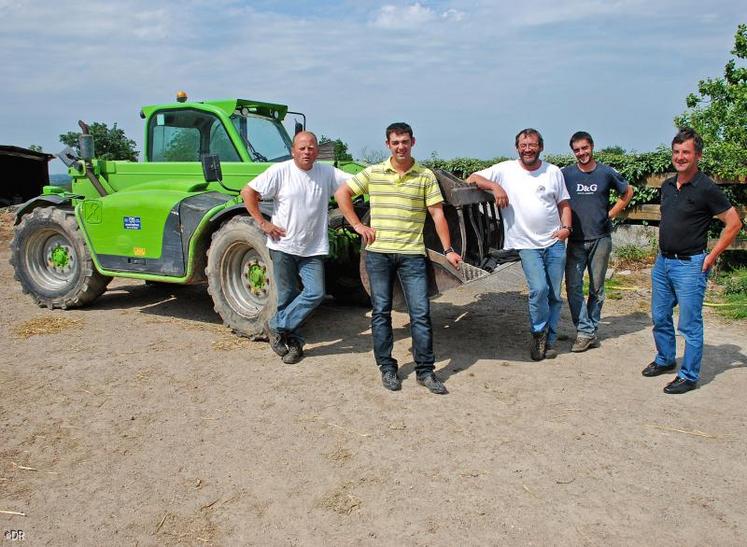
left=149, top=109, right=241, bottom=162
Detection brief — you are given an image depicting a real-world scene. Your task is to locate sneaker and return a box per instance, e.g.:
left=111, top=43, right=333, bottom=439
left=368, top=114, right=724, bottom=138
left=663, top=376, right=698, bottom=394
left=381, top=370, right=402, bottom=391
left=530, top=332, right=547, bottom=361
left=265, top=322, right=288, bottom=357
left=571, top=335, right=598, bottom=353
left=417, top=373, right=448, bottom=395
left=282, top=338, right=304, bottom=364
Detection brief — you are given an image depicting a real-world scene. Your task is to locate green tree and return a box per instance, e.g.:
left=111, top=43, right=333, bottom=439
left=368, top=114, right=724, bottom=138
left=319, top=135, right=353, bottom=162
left=675, top=24, right=747, bottom=179
left=59, top=122, right=138, bottom=161
left=28, top=144, right=43, bottom=152
left=599, top=145, right=626, bottom=155
left=359, top=145, right=387, bottom=164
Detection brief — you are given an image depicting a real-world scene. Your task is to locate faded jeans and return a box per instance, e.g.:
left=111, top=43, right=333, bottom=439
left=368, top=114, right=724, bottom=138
left=518, top=240, right=566, bottom=346
left=365, top=251, right=435, bottom=378
left=651, top=251, right=708, bottom=382
left=565, top=236, right=612, bottom=337
left=269, top=249, right=326, bottom=342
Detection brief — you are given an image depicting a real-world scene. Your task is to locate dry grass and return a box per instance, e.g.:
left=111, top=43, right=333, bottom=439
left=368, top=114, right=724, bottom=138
left=13, top=316, right=81, bottom=338
left=318, top=482, right=362, bottom=515
left=211, top=335, right=256, bottom=351
left=0, top=209, right=15, bottom=242
left=325, top=446, right=354, bottom=464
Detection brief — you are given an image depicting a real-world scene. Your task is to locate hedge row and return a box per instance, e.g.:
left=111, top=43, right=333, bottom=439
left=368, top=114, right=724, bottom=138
left=422, top=150, right=747, bottom=209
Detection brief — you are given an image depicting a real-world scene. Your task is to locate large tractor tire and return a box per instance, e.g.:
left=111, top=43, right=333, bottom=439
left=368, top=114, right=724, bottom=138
left=10, top=207, right=111, bottom=309
left=206, top=216, right=276, bottom=339
left=325, top=209, right=369, bottom=307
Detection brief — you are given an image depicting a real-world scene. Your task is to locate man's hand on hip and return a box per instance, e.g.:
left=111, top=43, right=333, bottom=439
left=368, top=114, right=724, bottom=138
left=552, top=227, right=572, bottom=241
left=259, top=219, right=286, bottom=241
left=703, top=252, right=717, bottom=272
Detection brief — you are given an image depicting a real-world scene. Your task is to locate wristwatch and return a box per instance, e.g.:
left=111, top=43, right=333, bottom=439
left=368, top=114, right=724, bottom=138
left=561, top=225, right=573, bottom=233
left=443, top=247, right=455, bottom=255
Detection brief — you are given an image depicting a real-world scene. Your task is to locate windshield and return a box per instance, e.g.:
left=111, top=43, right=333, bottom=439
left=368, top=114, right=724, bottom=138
left=230, top=111, right=292, bottom=162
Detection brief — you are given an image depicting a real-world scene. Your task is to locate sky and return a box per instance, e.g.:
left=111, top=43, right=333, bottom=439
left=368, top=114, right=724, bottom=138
left=0, top=0, right=743, bottom=172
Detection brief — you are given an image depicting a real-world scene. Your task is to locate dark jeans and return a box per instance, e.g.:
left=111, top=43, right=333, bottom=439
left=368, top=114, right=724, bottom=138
left=269, top=249, right=326, bottom=343
left=565, top=236, right=612, bottom=337
left=365, top=251, right=434, bottom=378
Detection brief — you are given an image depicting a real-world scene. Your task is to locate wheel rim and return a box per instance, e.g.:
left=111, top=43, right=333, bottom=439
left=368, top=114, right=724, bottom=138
left=23, top=228, right=79, bottom=291
left=220, top=241, right=270, bottom=319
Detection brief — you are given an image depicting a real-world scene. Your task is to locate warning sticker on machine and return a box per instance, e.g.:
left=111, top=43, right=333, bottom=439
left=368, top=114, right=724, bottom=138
left=124, top=216, right=142, bottom=230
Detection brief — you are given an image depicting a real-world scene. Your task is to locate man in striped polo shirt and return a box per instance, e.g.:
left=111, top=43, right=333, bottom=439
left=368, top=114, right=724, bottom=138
left=335, top=122, right=461, bottom=394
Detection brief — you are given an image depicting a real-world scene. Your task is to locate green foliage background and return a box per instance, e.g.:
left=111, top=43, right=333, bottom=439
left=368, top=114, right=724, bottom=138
left=675, top=24, right=747, bottom=179
left=422, top=149, right=679, bottom=208
left=59, top=122, right=138, bottom=161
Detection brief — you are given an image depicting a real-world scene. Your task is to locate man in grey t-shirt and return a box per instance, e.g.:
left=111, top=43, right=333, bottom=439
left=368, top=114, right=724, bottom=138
left=562, top=131, right=634, bottom=352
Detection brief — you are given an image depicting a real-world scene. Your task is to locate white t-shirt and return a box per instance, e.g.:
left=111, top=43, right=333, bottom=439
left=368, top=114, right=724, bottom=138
left=475, top=160, right=570, bottom=249
left=248, top=160, right=349, bottom=256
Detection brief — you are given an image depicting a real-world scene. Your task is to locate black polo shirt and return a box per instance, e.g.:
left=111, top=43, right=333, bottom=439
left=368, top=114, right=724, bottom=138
left=659, top=171, right=732, bottom=255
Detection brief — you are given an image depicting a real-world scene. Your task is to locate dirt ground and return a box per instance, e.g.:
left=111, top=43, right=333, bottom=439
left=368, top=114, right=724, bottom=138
left=2, top=209, right=746, bottom=546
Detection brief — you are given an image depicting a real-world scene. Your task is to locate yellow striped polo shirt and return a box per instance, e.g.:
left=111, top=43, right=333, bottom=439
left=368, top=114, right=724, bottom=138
left=347, top=158, right=443, bottom=255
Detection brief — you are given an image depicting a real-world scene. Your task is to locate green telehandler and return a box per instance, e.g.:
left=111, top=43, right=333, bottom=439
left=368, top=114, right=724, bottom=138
left=10, top=94, right=510, bottom=338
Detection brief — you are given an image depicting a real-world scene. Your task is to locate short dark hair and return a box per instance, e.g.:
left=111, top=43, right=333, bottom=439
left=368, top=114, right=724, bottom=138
left=515, top=128, right=543, bottom=148
left=672, top=127, right=703, bottom=153
left=569, top=131, right=593, bottom=148
left=386, top=122, right=413, bottom=141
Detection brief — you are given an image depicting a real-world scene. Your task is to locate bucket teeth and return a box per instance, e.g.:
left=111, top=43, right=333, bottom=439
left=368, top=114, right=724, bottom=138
left=460, top=262, right=489, bottom=282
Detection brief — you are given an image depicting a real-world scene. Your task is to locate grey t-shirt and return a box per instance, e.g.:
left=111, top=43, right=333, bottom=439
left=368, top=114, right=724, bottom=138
left=562, top=163, right=629, bottom=242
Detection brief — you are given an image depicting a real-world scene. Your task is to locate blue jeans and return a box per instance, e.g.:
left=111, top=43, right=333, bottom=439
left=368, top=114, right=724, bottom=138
left=518, top=240, right=566, bottom=346
left=365, top=251, right=434, bottom=377
left=269, top=249, right=326, bottom=342
left=651, top=252, right=708, bottom=382
left=565, top=236, right=612, bottom=337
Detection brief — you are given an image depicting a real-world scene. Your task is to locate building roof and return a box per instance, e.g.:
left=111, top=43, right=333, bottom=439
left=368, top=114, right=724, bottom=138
left=0, top=145, right=55, bottom=162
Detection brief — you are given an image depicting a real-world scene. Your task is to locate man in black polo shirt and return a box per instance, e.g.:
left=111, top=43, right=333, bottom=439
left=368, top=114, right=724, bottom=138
left=641, top=128, right=742, bottom=394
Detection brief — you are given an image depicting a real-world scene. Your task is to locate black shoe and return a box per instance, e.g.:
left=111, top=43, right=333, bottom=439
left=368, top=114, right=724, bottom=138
left=663, top=376, right=698, bottom=394
left=530, top=332, right=547, bottom=361
left=265, top=322, right=288, bottom=357
left=381, top=370, right=401, bottom=391
left=417, top=373, right=448, bottom=395
left=282, top=338, right=304, bottom=364
left=641, top=361, right=676, bottom=377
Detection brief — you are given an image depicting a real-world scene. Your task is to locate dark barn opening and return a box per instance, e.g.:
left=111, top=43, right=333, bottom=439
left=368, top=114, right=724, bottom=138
left=0, top=146, right=55, bottom=206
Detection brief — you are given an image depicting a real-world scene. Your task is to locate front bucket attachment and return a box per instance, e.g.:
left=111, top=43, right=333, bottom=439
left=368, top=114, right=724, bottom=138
left=422, top=169, right=519, bottom=296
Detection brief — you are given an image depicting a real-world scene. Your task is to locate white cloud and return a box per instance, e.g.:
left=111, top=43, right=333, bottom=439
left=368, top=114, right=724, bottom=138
left=371, top=2, right=465, bottom=30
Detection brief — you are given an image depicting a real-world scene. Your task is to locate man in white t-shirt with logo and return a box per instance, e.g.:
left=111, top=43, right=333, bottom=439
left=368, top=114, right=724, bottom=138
left=467, top=128, right=572, bottom=361
left=241, top=131, right=349, bottom=364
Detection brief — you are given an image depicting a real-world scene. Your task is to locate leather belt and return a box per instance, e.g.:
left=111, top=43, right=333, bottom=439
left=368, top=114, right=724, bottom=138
left=660, top=251, right=696, bottom=261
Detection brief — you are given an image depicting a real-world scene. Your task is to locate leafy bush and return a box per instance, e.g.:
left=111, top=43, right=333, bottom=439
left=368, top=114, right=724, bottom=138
left=613, top=244, right=652, bottom=263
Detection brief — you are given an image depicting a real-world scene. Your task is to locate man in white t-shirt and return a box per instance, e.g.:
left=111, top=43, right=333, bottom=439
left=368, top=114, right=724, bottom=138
left=467, top=128, right=572, bottom=361
left=240, top=131, right=349, bottom=364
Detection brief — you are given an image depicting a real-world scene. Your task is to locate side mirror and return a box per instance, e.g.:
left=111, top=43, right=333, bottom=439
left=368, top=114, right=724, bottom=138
left=201, top=154, right=222, bottom=182
left=79, top=134, right=95, bottom=161
left=294, top=121, right=304, bottom=135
